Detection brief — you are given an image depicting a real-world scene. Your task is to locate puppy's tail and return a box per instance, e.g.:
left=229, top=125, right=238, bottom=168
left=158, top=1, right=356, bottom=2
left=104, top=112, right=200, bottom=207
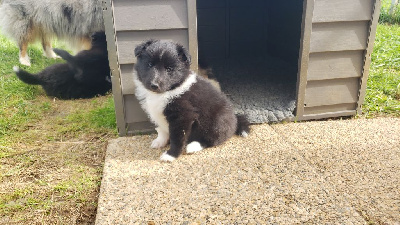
left=235, top=114, right=250, bottom=137
left=13, top=66, right=42, bottom=85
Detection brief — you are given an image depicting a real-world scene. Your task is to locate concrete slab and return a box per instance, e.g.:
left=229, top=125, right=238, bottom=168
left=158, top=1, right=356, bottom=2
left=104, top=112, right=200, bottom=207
left=96, top=124, right=364, bottom=224
left=273, top=118, right=400, bottom=224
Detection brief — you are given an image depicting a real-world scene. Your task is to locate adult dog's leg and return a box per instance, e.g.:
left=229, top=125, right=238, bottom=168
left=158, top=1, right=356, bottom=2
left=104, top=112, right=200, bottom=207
left=42, top=36, right=58, bottom=59
left=70, top=36, right=92, bottom=54
left=80, top=36, right=92, bottom=51
left=19, top=41, right=31, bottom=66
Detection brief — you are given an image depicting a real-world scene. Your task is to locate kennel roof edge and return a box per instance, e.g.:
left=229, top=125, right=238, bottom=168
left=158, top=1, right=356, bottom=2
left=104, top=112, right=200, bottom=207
left=102, top=0, right=381, bottom=136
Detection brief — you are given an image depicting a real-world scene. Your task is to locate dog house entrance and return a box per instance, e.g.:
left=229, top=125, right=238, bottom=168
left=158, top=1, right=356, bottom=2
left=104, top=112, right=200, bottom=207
left=197, top=0, right=304, bottom=123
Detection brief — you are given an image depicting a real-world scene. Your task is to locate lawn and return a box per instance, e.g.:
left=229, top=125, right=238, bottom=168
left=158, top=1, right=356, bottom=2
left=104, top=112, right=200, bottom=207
left=363, top=0, right=400, bottom=116
left=364, top=24, right=400, bottom=116
left=0, top=1, right=399, bottom=224
left=0, top=34, right=117, bottom=224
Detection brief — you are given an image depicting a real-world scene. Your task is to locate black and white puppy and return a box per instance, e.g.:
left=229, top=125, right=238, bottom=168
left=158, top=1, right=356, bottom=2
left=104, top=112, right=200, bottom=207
left=13, top=32, right=111, bottom=100
left=134, top=40, right=250, bottom=162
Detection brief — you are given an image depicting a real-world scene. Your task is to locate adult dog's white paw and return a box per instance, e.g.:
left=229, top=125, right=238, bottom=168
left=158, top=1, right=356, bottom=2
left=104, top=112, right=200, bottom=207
left=44, top=50, right=60, bottom=59
left=186, top=141, right=204, bottom=154
left=19, top=56, right=31, bottom=66
left=151, top=136, right=168, bottom=149
left=159, top=152, right=176, bottom=162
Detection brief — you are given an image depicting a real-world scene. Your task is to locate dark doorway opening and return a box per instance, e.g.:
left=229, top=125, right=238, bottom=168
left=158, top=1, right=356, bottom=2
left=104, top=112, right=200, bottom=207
left=197, top=0, right=304, bottom=123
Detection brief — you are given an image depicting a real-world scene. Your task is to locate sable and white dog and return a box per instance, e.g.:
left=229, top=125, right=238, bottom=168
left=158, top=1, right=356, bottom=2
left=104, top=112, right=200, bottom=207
left=133, top=40, right=250, bottom=162
left=0, top=0, right=104, bottom=66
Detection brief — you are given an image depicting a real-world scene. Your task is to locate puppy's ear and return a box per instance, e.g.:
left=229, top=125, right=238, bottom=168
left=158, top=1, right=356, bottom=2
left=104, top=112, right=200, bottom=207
left=176, top=44, right=191, bottom=65
left=134, top=39, right=155, bottom=57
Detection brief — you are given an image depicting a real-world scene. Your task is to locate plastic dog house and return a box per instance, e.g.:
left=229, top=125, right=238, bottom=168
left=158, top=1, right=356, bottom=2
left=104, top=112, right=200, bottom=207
left=101, top=0, right=381, bottom=136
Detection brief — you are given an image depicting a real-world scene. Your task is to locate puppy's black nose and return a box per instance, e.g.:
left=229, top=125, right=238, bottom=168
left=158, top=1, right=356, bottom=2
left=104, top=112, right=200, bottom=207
left=150, top=83, right=159, bottom=91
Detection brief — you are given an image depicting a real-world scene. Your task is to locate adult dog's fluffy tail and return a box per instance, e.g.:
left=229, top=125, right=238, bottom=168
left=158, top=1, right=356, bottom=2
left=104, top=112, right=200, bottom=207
left=235, top=114, right=250, bottom=137
left=13, top=66, right=42, bottom=85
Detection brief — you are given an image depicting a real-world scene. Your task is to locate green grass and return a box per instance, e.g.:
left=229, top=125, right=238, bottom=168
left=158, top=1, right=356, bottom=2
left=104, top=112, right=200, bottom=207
left=56, top=98, right=116, bottom=135
left=364, top=24, right=400, bottom=116
left=89, top=97, right=117, bottom=129
left=0, top=34, right=62, bottom=142
left=0, top=33, right=117, bottom=145
left=0, top=33, right=116, bottom=223
left=380, top=0, right=400, bottom=24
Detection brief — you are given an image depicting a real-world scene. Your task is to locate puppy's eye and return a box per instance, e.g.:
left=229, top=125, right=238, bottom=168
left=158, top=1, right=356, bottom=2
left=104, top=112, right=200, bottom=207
left=147, top=62, right=153, bottom=68
left=165, top=66, right=172, bottom=72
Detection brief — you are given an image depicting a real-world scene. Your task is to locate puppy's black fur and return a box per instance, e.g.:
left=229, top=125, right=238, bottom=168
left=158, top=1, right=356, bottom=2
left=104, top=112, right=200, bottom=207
left=134, top=40, right=250, bottom=160
left=14, top=32, right=111, bottom=99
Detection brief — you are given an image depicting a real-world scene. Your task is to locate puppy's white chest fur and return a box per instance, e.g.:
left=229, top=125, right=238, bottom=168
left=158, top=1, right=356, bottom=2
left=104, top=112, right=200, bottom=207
left=133, top=73, right=197, bottom=134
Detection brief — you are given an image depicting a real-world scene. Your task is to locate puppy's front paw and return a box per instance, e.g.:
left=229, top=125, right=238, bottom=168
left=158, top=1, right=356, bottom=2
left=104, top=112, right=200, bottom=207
left=186, top=141, right=204, bottom=154
left=160, top=151, right=176, bottom=162
left=240, top=131, right=249, bottom=138
left=151, top=136, right=168, bottom=148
